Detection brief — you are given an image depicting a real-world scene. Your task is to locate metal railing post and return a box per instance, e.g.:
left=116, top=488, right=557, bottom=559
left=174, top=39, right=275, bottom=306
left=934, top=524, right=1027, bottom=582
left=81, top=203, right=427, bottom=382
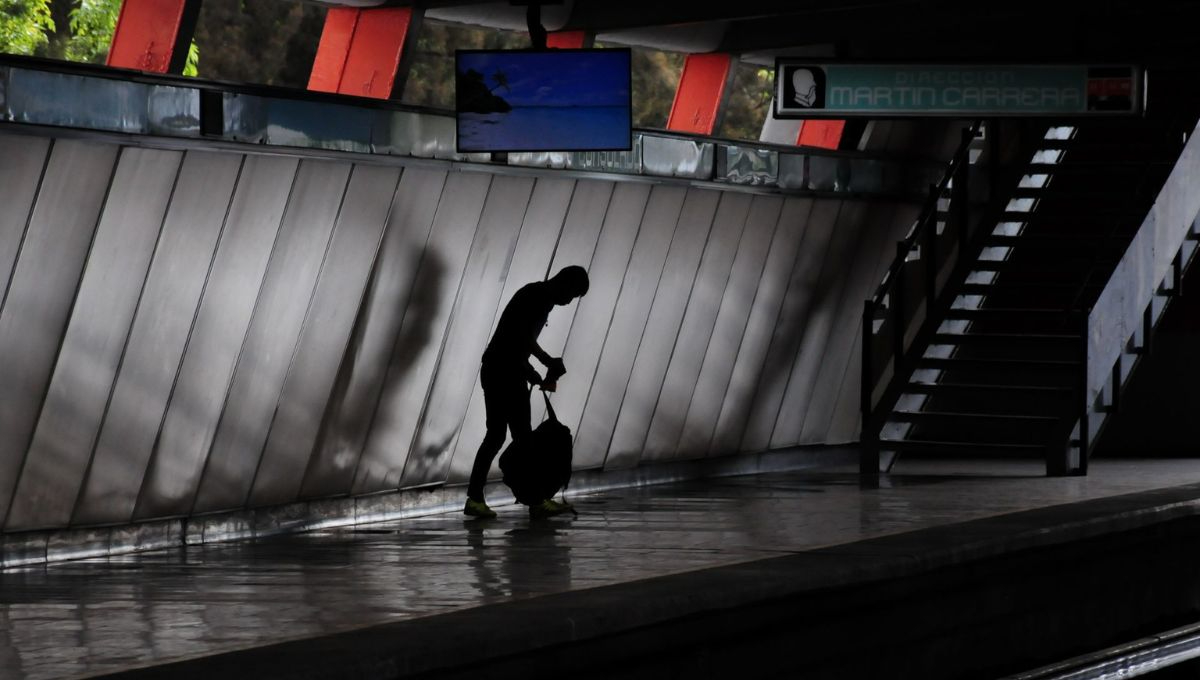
left=892, top=241, right=907, bottom=362
left=1079, top=312, right=1090, bottom=475
left=861, top=301, right=879, bottom=479
left=924, top=184, right=938, bottom=307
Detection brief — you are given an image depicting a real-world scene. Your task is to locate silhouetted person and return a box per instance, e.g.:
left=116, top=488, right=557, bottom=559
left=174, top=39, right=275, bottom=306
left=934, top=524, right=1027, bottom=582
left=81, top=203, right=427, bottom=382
left=464, top=266, right=589, bottom=519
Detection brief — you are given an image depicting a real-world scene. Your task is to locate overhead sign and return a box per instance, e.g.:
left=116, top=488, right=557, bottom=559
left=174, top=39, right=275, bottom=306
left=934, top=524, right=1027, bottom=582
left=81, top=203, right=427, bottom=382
left=773, top=62, right=1142, bottom=117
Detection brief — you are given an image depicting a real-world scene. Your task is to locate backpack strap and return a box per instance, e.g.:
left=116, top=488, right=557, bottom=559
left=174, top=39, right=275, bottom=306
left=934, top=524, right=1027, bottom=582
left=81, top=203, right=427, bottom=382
left=542, top=390, right=558, bottom=423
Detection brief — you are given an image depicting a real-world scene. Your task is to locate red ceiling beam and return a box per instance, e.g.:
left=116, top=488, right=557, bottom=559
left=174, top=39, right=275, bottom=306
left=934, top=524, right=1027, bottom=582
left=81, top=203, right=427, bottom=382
left=666, top=53, right=733, bottom=135
left=796, top=119, right=846, bottom=149
left=106, top=0, right=201, bottom=74
left=309, top=7, right=419, bottom=100
left=546, top=31, right=591, bottom=49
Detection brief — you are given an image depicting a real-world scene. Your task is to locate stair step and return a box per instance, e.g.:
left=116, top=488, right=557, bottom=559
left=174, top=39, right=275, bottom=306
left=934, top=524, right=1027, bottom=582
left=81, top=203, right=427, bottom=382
left=957, top=282, right=1103, bottom=295
left=1034, top=139, right=1181, bottom=152
left=888, top=410, right=1060, bottom=424
left=1001, top=210, right=1146, bottom=221
left=877, top=439, right=1046, bottom=455
left=931, top=332, right=1079, bottom=345
left=1008, top=188, right=1129, bottom=200
left=943, top=308, right=1082, bottom=321
left=1025, top=160, right=1176, bottom=173
left=983, top=234, right=1128, bottom=249
left=916, top=357, right=1080, bottom=370
left=967, top=259, right=1117, bottom=273
left=904, top=382, right=1074, bottom=396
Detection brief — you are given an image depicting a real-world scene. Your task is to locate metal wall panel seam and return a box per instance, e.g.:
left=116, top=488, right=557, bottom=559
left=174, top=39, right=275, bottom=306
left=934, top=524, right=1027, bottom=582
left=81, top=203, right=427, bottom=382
left=637, top=191, right=725, bottom=463
left=403, top=176, right=536, bottom=489
left=669, top=194, right=770, bottom=459
left=525, top=180, right=613, bottom=429
left=0, top=144, right=122, bottom=530
left=75, top=154, right=247, bottom=526
left=65, top=150, right=188, bottom=528
left=130, top=155, right=300, bottom=521
left=789, top=202, right=886, bottom=446
left=757, top=200, right=855, bottom=451
left=223, top=164, right=358, bottom=512
left=565, top=187, right=654, bottom=469
left=616, top=190, right=722, bottom=468
left=647, top=193, right=753, bottom=461
left=595, top=187, right=688, bottom=470
left=711, top=196, right=816, bottom=456
left=540, top=179, right=581, bottom=280
left=247, top=165, right=402, bottom=506
left=12, top=147, right=186, bottom=531
left=344, top=171, right=450, bottom=494
left=356, top=172, right=493, bottom=492
left=300, top=168, right=450, bottom=499
left=295, top=167, right=405, bottom=499
left=207, top=160, right=358, bottom=511
left=823, top=206, right=917, bottom=443
left=0, top=138, right=52, bottom=318
left=393, top=173, right=501, bottom=489
left=727, top=199, right=823, bottom=454
left=699, top=197, right=787, bottom=456
left=752, top=198, right=842, bottom=451
left=542, top=183, right=651, bottom=466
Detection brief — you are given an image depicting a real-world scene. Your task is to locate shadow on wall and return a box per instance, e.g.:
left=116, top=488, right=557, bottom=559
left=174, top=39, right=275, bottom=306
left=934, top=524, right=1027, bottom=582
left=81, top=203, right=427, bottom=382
left=307, top=248, right=446, bottom=494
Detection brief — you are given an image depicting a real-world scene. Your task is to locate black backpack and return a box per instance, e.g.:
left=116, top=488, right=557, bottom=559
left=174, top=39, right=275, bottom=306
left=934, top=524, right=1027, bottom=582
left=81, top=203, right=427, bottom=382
left=500, top=392, right=573, bottom=506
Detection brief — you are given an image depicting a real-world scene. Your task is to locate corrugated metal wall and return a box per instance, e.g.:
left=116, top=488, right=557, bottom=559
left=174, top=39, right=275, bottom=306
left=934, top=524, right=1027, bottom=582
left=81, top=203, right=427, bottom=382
left=0, top=128, right=921, bottom=532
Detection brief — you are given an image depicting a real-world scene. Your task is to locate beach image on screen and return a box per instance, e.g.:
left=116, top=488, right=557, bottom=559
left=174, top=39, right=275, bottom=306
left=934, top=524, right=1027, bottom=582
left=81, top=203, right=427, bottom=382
left=456, top=50, right=632, bottom=152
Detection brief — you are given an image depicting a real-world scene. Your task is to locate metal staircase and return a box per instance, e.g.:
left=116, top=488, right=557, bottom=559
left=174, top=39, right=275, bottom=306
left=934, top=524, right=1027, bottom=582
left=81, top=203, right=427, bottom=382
left=861, top=107, right=1200, bottom=477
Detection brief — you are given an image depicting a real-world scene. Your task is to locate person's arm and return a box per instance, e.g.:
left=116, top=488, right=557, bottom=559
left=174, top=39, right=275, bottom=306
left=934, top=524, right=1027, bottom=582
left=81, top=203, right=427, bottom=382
left=533, top=342, right=567, bottom=382
left=522, top=361, right=543, bottom=387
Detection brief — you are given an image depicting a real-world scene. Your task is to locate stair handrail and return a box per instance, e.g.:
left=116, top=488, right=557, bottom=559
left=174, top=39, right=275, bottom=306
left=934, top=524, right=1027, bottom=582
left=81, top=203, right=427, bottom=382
left=866, top=124, right=980, bottom=310
left=860, top=123, right=980, bottom=467
left=1077, top=119, right=1200, bottom=465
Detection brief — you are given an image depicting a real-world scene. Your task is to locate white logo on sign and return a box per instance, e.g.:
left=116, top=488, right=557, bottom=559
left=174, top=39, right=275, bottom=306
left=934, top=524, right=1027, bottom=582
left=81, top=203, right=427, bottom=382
left=792, top=69, right=817, bottom=107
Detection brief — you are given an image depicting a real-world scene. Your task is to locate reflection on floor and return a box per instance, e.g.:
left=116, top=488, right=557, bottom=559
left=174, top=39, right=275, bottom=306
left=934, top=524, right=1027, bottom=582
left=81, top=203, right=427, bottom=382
left=2, top=458, right=1199, bottom=679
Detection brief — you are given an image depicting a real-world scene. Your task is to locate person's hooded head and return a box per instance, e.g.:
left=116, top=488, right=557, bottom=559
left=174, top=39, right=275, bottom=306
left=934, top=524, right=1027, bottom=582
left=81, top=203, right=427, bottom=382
left=548, top=265, right=589, bottom=305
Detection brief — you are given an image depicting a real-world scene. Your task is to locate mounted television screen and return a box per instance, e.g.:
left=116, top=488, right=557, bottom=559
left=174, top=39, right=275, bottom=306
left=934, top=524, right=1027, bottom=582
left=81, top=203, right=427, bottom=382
left=455, top=49, right=632, bottom=153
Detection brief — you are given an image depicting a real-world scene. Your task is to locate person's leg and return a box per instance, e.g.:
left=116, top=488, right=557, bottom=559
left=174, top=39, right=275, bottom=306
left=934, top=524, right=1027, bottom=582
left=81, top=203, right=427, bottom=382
left=466, top=364, right=529, bottom=506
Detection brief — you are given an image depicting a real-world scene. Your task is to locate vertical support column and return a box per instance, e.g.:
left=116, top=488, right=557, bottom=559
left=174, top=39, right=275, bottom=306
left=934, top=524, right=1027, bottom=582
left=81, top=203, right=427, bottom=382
left=666, top=53, right=734, bottom=135
left=308, top=7, right=420, bottom=100
left=106, top=0, right=201, bottom=74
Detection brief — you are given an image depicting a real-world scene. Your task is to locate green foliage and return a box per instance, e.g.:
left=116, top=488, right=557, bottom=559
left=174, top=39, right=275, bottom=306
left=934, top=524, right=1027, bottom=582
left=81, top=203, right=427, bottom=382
left=0, top=0, right=54, bottom=56
left=627, top=47, right=683, bottom=130
left=191, top=0, right=323, bottom=87
left=719, top=63, right=775, bottom=142
left=403, top=21, right=527, bottom=109
left=64, top=0, right=119, bottom=62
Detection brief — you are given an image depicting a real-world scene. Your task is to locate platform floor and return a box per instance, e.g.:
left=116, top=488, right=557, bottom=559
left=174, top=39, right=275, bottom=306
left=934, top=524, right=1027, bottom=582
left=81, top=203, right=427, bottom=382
left=4, top=457, right=1200, bottom=679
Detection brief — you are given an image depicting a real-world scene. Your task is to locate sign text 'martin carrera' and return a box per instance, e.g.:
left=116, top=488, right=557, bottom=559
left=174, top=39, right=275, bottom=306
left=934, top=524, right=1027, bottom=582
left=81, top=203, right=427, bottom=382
left=774, top=63, right=1142, bottom=118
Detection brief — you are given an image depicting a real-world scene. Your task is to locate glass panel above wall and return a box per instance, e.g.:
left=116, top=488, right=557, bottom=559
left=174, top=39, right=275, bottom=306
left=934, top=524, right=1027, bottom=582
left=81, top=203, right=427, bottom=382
left=401, top=19, right=528, bottom=111
left=593, top=42, right=683, bottom=131
left=0, top=57, right=945, bottom=203
left=717, top=61, right=775, bottom=143
left=192, top=0, right=325, bottom=87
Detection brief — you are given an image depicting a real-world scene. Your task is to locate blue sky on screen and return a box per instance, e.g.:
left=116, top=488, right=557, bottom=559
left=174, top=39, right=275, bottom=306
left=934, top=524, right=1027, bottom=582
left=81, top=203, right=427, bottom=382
left=457, top=51, right=630, bottom=107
